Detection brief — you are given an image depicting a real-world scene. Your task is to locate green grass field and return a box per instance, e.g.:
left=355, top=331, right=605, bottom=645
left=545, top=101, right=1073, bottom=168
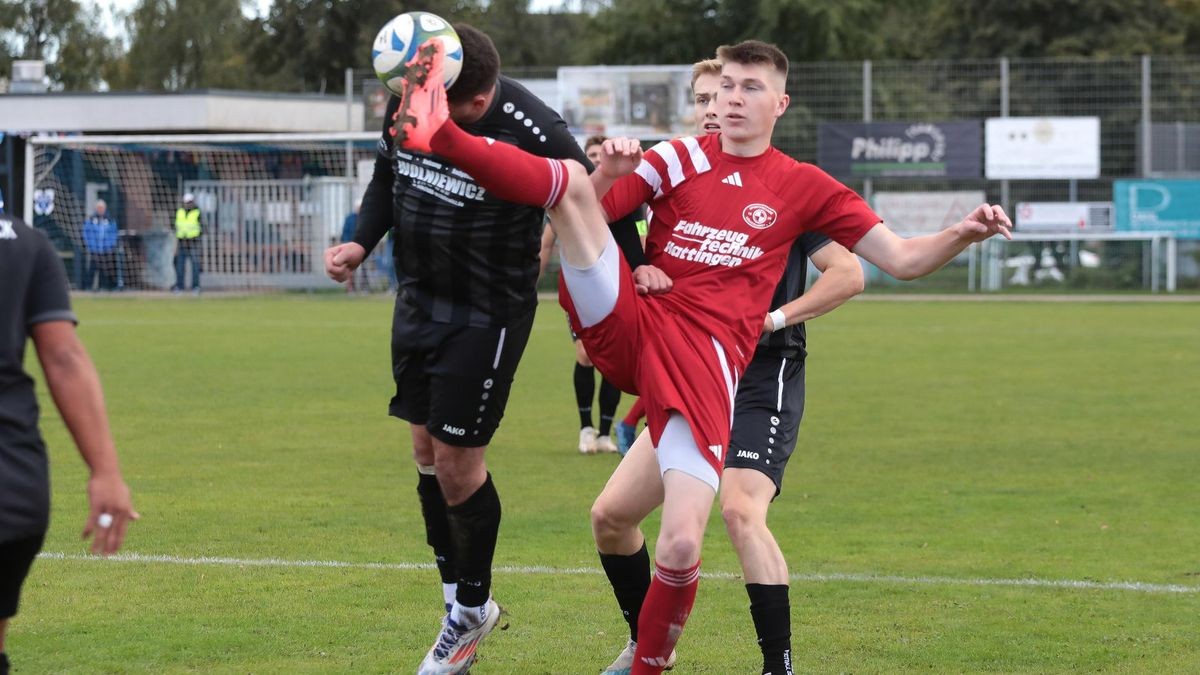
left=14, top=295, right=1200, bottom=673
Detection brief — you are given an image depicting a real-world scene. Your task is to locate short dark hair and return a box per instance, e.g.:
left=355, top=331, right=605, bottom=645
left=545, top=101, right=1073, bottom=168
left=584, top=135, right=607, bottom=149
left=447, top=23, right=500, bottom=105
left=716, top=40, right=789, bottom=80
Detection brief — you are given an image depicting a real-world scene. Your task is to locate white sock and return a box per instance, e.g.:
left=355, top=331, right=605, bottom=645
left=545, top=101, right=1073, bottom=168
left=450, top=600, right=487, bottom=627
left=442, top=583, right=457, bottom=611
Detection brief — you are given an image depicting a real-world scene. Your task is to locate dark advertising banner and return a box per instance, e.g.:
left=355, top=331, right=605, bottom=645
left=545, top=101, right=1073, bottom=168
left=817, top=121, right=981, bottom=178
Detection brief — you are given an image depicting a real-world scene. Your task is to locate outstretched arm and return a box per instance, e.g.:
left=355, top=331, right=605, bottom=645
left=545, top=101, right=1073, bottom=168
left=763, top=242, right=864, bottom=333
left=31, top=321, right=138, bottom=556
left=852, top=203, right=1012, bottom=280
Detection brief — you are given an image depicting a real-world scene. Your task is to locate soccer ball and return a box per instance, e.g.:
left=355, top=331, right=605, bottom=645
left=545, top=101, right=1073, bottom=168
left=372, top=11, right=464, bottom=96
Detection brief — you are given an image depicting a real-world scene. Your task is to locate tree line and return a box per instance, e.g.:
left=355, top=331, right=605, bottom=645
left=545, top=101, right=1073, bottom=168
left=2, top=0, right=1199, bottom=93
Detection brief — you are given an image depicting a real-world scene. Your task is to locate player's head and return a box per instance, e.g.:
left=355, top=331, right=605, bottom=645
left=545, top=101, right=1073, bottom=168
left=584, top=135, right=607, bottom=168
left=447, top=23, right=501, bottom=122
left=691, top=58, right=722, bottom=135
left=714, top=40, right=790, bottom=144
left=95, top=199, right=107, bottom=215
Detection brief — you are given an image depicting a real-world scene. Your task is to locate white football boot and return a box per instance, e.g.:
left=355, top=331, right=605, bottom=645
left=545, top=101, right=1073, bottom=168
left=417, top=598, right=500, bottom=675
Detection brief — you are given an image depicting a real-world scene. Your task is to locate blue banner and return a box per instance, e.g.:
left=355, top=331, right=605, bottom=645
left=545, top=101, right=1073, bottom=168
left=1114, top=180, right=1200, bottom=240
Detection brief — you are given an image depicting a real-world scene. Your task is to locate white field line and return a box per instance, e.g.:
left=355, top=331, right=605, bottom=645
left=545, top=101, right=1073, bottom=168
left=38, top=551, right=1198, bottom=595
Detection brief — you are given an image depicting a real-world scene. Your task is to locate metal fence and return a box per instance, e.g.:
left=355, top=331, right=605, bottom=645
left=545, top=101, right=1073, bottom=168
left=368, top=55, right=1200, bottom=199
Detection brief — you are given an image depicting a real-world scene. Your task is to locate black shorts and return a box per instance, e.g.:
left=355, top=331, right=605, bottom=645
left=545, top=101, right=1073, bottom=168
left=389, top=299, right=535, bottom=447
left=0, top=532, right=46, bottom=618
left=725, top=352, right=806, bottom=498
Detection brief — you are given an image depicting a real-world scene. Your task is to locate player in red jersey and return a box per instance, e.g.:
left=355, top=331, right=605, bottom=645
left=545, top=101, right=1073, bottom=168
left=593, top=57, right=866, bottom=675
left=390, top=38, right=1011, bottom=674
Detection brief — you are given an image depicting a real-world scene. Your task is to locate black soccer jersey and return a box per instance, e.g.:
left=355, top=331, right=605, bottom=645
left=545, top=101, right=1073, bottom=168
left=0, top=214, right=76, bottom=538
left=355, top=76, right=643, bottom=327
left=757, top=233, right=833, bottom=360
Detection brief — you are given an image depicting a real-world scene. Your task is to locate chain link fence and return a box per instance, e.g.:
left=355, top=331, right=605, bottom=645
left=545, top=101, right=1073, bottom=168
left=361, top=57, right=1200, bottom=291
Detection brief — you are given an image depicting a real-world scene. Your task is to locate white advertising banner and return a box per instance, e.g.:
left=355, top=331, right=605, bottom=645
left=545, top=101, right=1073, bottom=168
left=985, top=117, right=1101, bottom=179
left=872, top=191, right=987, bottom=234
left=1015, top=201, right=1113, bottom=232
left=557, top=65, right=694, bottom=140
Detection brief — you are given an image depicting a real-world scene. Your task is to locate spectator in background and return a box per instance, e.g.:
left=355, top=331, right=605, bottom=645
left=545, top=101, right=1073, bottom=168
left=172, top=193, right=203, bottom=295
left=1, top=210, right=139, bottom=675
left=81, top=200, right=121, bottom=291
left=340, top=200, right=371, bottom=293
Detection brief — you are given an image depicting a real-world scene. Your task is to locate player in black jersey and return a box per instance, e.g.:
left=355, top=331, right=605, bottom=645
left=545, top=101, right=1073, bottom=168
left=593, top=59, right=866, bottom=675
left=323, top=24, right=645, bottom=675
left=1, top=211, right=138, bottom=675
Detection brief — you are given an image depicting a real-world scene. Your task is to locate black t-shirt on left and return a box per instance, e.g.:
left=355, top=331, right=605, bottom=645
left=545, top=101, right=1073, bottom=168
left=0, top=214, right=76, bottom=540
left=355, top=75, right=646, bottom=327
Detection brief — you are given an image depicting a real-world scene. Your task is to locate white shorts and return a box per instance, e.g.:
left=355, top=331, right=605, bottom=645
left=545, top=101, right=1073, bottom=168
left=559, top=231, right=621, bottom=329
left=656, top=412, right=720, bottom=492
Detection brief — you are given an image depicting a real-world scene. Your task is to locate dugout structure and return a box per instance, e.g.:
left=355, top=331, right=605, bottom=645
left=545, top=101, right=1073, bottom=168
left=24, top=132, right=389, bottom=291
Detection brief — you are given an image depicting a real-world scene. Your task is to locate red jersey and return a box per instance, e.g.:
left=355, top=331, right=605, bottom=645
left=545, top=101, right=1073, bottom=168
left=602, top=133, right=881, bottom=372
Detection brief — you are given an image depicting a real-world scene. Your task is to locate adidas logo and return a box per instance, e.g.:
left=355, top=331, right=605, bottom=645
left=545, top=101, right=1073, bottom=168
left=721, top=171, right=743, bottom=187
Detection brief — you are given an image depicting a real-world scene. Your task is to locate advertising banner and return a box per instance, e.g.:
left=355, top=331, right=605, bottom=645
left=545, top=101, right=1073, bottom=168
left=557, top=65, right=694, bottom=140
left=1114, top=179, right=1200, bottom=240
left=1015, top=202, right=1113, bottom=232
left=985, top=117, right=1100, bottom=179
left=873, top=191, right=986, bottom=234
left=817, top=121, right=981, bottom=178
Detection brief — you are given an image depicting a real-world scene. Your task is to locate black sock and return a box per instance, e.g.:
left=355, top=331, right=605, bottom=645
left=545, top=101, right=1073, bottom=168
left=597, top=378, right=621, bottom=436
left=747, top=583, right=792, bottom=675
left=416, top=471, right=456, bottom=586
left=446, top=473, right=502, bottom=608
left=599, top=542, right=651, bottom=642
left=574, top=362, right=595, bottom=428
left=1, top=652, right=9, bottom=675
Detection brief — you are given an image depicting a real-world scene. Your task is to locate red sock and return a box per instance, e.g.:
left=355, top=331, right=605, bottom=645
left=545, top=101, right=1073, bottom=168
left=429, top=120, right=569, bottom=208
left=623, top=398, right=646, bottom=426
left=631, top=560, right=700, bottom=675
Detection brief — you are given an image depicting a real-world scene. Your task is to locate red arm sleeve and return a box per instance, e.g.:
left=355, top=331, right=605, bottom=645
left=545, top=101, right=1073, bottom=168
left=795, top=164, right=882, bottom=250
left=601, top=171, right=655, bottom=224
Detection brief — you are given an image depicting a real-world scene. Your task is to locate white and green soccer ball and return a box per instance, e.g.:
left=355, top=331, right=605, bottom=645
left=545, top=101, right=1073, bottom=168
left=371, top=11, right=464, bottom=96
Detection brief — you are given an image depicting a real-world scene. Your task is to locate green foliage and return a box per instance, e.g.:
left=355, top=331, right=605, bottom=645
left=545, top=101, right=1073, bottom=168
left=9, top=0, right=1200, bottom=92
left=11, top=296, right=1200, bottom=671
left=247, top=0, right=469, bottom=94
left=0, top=0, right=119, bottom=90
left=112, top=0, right=264, bottom=90
left=925, top=0, right=1194, bottom=58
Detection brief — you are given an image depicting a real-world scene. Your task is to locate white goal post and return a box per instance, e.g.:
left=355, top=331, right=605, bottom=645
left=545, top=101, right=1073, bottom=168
left=24, top=132, right=387, bottom=291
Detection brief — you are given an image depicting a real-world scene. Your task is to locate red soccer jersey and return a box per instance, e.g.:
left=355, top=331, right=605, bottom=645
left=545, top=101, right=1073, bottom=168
left=602, top=133, right=882, bottom=371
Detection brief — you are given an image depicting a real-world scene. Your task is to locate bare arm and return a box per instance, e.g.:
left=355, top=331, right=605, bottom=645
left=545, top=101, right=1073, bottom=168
left=31, top=320, right=137, bottom=556
left=591, top=137, right=643, bottom=215
left=538, top=220, right=556, bottom=281
left=852, top=204, right=1012, bottom=280
left=763, top=242, right=864, bottom=332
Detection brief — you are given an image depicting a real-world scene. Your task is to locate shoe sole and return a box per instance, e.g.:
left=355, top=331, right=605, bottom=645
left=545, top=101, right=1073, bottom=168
left=392, top=41, right=440, bottom=147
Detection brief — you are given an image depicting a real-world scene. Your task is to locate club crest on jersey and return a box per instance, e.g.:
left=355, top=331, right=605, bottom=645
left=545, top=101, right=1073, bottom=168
left=742, top=203, right=777, bottom=229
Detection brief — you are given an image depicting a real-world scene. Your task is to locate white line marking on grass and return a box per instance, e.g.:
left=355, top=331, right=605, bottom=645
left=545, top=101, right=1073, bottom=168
left=39, top=552, right=1198, bottom=595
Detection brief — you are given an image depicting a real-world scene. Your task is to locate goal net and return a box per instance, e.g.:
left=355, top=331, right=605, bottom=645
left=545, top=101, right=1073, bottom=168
left=26, top=132, right=394, bottom=291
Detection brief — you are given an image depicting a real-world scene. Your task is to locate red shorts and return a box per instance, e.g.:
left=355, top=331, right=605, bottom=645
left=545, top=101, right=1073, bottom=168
left=559, top=254, right=743, bottom=477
